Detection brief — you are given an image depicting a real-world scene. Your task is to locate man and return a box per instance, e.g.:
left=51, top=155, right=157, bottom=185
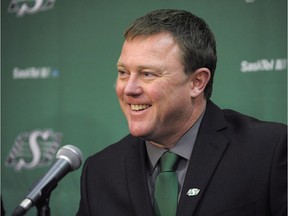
left=77, top=9, right=287, bottom=216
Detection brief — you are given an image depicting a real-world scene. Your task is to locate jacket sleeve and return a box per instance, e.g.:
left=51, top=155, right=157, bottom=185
left=270, top=126, right=287, bottom=216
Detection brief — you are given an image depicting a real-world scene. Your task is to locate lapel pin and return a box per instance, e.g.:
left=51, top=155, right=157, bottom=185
left=186, top=188, right=200, bottom=197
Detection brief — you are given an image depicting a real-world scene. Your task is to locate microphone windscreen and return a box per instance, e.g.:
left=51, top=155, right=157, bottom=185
left=56, top=145, right=83, bottom=171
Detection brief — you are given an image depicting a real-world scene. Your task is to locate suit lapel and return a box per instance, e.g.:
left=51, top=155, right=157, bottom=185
left=125, top=138, right=154, bottom=216
left=177, top=101, right=229, bottom=216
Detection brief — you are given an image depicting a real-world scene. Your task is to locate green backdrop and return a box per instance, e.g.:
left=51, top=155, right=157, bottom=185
left=2, top=0, right=286, bottom=215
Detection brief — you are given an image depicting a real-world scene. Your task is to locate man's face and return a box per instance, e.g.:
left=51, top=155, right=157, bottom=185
left=116, top=33, right=196, bottom=147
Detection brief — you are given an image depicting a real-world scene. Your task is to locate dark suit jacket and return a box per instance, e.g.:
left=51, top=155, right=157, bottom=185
left=77, top=101, right=287, bottom=216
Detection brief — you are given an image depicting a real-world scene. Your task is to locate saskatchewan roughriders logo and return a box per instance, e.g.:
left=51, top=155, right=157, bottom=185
left=5, top=129, right=62, bottom=171
left=8, top=0, right=56, bottom=17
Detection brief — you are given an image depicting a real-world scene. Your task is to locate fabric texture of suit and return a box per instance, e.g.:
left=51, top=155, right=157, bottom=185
left=77, top=101, right=287, bottom=216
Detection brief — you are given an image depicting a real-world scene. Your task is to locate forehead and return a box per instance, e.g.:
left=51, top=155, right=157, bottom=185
left=118, top=33, right=182, bottom=67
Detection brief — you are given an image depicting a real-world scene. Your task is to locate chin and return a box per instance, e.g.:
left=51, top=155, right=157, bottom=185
left=129, top=127, right=148, bottom=138
left=130, top=131, right=145, bottom=138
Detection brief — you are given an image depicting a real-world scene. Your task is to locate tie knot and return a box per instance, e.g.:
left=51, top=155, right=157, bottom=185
left=160, top=152, right=179, bottom=172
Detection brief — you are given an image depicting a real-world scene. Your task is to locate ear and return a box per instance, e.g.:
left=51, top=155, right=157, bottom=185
left=189, top=67, right=211, bottom=98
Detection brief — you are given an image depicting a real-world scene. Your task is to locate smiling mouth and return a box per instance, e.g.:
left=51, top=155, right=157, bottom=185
left=130, top=104, right=151, bottom=111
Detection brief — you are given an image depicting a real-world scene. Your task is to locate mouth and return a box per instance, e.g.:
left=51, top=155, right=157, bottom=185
left=130, top=104, right=151, bottom=111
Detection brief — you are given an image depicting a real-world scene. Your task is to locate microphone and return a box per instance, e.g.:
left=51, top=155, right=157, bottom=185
left=12, top=145, right=83, bottom=216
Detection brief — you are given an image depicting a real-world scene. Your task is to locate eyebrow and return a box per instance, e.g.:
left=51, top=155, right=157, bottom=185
left=116, top=62, right=125, bottom=68
left=116, top=61, right=165, bottom=72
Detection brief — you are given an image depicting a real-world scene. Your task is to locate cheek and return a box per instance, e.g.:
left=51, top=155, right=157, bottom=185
left=148, top=81, right=171, bottom=99
left=154, top=82, right=185, bottom=102
left=115, top=82, right=124, bottom=97
left=163, top=86, right=192, bottom=111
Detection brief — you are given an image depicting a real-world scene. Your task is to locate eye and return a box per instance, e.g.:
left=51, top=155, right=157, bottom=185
left=118, top=69, right=129, bottom=79
left=141, top=71, right=156, bottom=79
left=118, top=70, right=125, bottom=75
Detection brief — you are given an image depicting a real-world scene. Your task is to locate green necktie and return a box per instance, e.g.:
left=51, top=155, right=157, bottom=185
left=154, top=151, right=179, bottom=216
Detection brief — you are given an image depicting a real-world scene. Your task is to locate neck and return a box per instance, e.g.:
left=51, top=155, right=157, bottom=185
left=149, top=99, right=207, bottom=149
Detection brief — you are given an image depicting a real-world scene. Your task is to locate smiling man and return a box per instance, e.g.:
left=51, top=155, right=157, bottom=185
left=116, top=32, right=209, bottom=148
left=77, top=9, right=287, bottom=216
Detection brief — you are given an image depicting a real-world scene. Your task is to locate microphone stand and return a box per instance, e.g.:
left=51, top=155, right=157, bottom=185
left=36, top=192, right=51, bottom=216
left=35, top=178, right=59, bottom=216
left=12, top=184, right=57, bottom=216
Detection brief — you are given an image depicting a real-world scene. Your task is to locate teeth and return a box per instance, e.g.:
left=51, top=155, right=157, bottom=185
left=131, top=104, right=150, bottom=111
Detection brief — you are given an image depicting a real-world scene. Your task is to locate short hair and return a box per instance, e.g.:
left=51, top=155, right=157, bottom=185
left=124, top=9, right=217, bottom=99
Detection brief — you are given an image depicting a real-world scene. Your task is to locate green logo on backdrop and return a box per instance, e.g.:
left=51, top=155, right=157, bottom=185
left=5, top=129, right=62, bottom=171
left=8, top=0, right=56, bottom=17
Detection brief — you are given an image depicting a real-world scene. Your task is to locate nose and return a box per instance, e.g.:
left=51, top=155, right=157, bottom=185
left=124, top=75, right=143, bottom=96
